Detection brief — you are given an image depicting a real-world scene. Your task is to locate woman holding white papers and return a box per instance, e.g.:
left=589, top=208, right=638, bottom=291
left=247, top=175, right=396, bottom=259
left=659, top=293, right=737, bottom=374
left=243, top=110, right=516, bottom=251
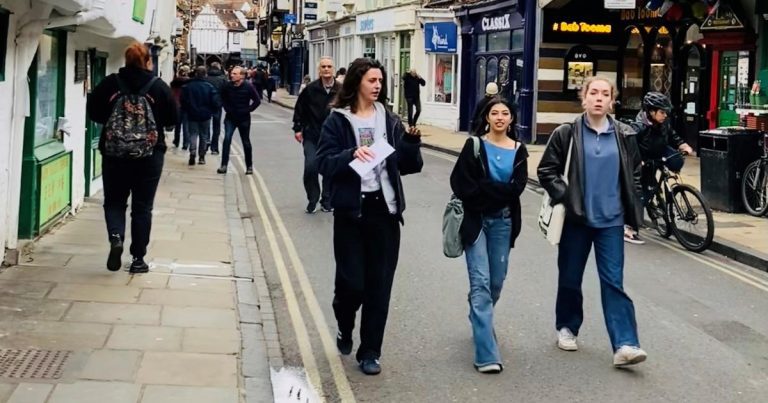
left=316, top=58, right=423, bottom=376
left=449, top=98, right=528, bottom=373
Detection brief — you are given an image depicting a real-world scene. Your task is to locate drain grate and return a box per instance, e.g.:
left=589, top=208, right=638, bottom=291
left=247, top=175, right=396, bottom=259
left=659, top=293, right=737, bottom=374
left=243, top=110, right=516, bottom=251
left=0, top=349, right=71, bottom=379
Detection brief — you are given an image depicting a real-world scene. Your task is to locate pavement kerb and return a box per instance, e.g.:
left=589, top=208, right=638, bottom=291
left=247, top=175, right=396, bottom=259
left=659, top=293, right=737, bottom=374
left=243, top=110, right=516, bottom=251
left=225, top=172, right=278, bottom=403
left=274, top=98, right=768, bottom=271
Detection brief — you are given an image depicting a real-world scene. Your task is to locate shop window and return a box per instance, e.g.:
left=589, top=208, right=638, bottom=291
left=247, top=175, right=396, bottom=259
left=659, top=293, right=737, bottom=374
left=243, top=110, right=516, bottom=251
left=487, top=57, right=498, bottom=84
left=233, top=32, right=241, bottom=45
left=476, top=58, right=487, bottom=99
left=563, top=45, right=596, bottom=92
left=34, top=32, right=66, bottom=146
left=488, top=31, right=510, bottom=52
left=650, top=28, right=673, bottom=96
left=621, top=26, right=645, bottom=112
left=0, top=10, right=8, bottom=82
left=511, top=30, right=524, bottom=50
left=363, top=37, right=375, bottom=59
left=477, top=34, right=487, bottom=53
left=429, top=54, right=456, bottom=104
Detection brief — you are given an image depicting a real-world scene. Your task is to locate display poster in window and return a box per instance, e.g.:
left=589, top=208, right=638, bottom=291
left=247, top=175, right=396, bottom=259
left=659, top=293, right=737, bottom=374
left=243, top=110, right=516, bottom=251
left=567, top=62, right=594, bottom=90
left=38, top=152, right=71, bottom=227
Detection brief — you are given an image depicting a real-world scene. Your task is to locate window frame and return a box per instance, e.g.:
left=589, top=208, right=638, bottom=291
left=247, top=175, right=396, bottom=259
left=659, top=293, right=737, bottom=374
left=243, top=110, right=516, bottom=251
left=428, top=53, right=457, bottom=105
left=0, top=9, right=9, bottom=82
left=31, top=30, right=68, bottom=149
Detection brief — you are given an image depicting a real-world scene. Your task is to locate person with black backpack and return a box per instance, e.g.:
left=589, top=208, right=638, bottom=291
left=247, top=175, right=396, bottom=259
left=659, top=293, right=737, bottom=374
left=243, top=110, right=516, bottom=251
left=87, top=41, right=178, bottom=274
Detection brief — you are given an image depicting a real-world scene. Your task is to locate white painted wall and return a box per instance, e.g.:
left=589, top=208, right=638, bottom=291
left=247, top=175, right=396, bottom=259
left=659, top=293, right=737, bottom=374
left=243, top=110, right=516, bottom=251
left=190, top=5, right=230, bottom=54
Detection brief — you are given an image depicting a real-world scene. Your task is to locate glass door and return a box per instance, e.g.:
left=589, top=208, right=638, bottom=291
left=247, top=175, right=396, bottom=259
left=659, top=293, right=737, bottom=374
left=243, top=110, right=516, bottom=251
left=682, top=45, right=704, bottom=151
left=398, top=33, right=411, bottom=117
left=719, top=51, right=740, bottom=126
left=85, top=52, right=107, bottom=195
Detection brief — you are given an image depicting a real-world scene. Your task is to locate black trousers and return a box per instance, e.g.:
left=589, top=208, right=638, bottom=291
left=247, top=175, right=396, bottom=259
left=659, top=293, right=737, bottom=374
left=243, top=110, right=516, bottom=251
left=210, top=108, right=222, bottom=152
left=406, top=97, right=421, bottom=127
left=102, top=150, right=164, bottom=258
left=302, top=136, right=331, bottom=207
left=333, top=191, right=401, bottom=361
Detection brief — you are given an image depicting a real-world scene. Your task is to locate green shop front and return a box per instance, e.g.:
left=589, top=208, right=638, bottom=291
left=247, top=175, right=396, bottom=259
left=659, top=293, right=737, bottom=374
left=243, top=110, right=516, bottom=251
left=18, top=30, right=72, bottom=238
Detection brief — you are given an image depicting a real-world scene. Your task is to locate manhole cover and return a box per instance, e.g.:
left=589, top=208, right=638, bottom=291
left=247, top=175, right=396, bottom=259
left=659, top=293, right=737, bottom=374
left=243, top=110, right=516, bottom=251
left=0, top=349, right=71, bottom=379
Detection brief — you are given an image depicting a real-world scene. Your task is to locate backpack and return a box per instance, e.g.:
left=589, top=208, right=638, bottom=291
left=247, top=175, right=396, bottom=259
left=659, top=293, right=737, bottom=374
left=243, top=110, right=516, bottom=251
left=442, top=137, right=483, bottom=258
left=103, top=76, right=159, bottom=159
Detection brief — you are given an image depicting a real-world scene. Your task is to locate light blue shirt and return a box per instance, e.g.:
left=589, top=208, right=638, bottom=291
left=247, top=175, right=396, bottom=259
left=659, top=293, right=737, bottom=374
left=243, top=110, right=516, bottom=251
left=484, top=141, right=517, bottom=183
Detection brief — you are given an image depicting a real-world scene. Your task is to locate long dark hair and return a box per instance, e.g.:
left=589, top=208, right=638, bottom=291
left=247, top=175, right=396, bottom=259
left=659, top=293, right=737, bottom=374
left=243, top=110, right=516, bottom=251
left=332, top=58, right=388, bottom=112
left=473, top=97, right=518, bottom=140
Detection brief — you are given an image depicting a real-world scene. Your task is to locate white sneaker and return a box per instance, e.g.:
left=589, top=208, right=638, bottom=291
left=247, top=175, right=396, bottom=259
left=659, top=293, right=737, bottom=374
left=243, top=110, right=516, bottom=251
left=557, top=328, right=578, bottom=351
left=476, top=363, right=502, bottom=374
left=613, top=345, right=647, bottom=367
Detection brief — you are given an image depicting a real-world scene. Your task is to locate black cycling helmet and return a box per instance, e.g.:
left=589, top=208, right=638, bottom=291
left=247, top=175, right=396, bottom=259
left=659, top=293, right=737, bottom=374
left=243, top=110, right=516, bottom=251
left=642, top=92, right=672, bottom=112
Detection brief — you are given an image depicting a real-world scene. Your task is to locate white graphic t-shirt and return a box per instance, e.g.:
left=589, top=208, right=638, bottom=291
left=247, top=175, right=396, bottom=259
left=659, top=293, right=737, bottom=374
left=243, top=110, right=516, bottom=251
left=348, top=111, right=385, bottom=192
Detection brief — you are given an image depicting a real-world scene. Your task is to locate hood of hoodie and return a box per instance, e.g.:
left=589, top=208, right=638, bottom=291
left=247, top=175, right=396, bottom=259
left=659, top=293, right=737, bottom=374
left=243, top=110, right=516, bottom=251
left=118, top=66, right=155, bottom=91
left=333, top=102, right=389, bottom=144
left=634, top=110, right=653, bottom=128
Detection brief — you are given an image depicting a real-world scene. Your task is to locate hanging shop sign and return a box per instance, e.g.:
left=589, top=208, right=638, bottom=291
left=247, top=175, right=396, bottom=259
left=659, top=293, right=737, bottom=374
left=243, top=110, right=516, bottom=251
left=474, top=12, right=523, bottom=34
left=604, top=0, right=635, bottom=9
left=700, top=4, right=744, bottom=31
left=304, top=2, right=317, bottom=22
left=424, top=22, right=457, bottom=53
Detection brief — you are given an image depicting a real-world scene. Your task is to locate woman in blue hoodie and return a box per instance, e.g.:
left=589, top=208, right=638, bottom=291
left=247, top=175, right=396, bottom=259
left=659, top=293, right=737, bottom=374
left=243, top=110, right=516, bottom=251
left=316, top=58, right=423, bottom=376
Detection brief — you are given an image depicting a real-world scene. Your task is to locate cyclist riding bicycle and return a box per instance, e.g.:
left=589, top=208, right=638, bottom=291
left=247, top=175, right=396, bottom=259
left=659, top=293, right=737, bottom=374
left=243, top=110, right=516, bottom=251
left=624, top=92, right=694, bottom=244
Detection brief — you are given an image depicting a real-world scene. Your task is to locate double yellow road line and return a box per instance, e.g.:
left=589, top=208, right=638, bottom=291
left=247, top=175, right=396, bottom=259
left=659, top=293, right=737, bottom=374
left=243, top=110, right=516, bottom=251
left=232, top=148, right=356, bottom=402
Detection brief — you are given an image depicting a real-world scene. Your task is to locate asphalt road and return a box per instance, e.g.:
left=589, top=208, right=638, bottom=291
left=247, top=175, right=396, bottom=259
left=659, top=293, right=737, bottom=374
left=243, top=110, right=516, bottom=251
left=235, top=102, right=768, bottom=402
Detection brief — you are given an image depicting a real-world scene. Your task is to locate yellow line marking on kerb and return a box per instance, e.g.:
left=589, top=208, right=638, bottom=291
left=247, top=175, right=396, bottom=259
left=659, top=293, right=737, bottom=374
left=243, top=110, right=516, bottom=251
left=233, top=157, right=326, bottom=401
left=253, top=170, right=357, bottom=402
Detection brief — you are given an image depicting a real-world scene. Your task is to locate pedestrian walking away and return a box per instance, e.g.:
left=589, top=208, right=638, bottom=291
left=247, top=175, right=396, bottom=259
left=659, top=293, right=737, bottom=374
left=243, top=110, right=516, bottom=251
left=402, top=68, right=425, bottom=127
left=206, top=61, right=227, bottom=154
left=292, top=56, right=341, bottom=213
left=537, top=76, right=648, bottom=367
left=316, top=57, right=423, bottom=376
left=181, top=66, right=221, bottom=166
left=472, top=82, right=499, bottom=134
left=170, top=65, right=190, bottom=148
left=86, top=41, right=178, bottom=274
left=218, top=66, right=261, bottom=174
left=251, top=66, right=267, bottom=99
left=449, top=97, right=528, bottom=374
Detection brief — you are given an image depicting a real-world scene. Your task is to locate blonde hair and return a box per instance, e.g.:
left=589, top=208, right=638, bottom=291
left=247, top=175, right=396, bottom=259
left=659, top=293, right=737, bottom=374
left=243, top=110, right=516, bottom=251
left=579, top=76, right=619, bottom=113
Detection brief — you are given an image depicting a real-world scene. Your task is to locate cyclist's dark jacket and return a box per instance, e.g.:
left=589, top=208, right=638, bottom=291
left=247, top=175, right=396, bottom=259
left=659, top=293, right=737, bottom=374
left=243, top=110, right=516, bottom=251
left=537, top=114, right=642, bottom=230
left=630, top=111, right=685, bottom=160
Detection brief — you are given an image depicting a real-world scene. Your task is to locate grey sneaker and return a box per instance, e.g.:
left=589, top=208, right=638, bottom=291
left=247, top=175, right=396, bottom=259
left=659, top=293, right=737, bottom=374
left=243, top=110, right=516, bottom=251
left=476, top=363, right=503, bottom=374
left=613, top=346, right=647, bottom=367
left=557, top=328, right=578, bottom=351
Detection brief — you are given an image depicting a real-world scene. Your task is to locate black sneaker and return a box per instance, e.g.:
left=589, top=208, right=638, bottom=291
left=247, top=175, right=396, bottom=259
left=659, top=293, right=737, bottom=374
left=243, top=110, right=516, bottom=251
left=211, top=150, right=219, bottom=155
left=217, top=166, right=227, bottom=174
left=336, top=332, right=352, bottom=355
left=358, top=359, right=381, bottom=375
left=321, top=204, right=333, bottom=213
left=198, top=157, right=206, bottom=165
left=107, top=234, right=123, bottom=272
left=305, top=203, right=317, bottom=214
left=188, top=155, right=196, bottom=166
left=129, top=257, right=149, bottom=274
left=245, top=167, right=253, bottom=175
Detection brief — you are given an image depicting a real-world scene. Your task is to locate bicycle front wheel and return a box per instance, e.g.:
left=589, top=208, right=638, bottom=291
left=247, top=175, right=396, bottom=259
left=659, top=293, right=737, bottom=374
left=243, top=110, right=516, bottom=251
left=647, top=192, right=671, bottom=238
left=669, top=185, right=715, bottom=253
left=741, top=159, right=768, bottom=217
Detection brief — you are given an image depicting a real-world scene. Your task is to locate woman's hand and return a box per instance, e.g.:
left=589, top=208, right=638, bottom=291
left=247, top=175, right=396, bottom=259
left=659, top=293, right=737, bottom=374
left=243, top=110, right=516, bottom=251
left=354, top=146, right=376, bottom=162
left=407, top=127, right=421, bottom=137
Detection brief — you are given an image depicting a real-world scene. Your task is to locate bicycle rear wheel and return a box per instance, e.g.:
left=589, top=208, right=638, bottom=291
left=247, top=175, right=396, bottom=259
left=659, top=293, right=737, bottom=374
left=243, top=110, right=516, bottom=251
left=647, top=192, right=671, bottom=238
left=669, top=185, right=714, bottom=252
left=741, top=159, right=768, bottom=217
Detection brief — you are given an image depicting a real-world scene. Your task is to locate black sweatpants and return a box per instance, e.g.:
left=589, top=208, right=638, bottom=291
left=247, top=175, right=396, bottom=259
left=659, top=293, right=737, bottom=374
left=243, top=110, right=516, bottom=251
left=102, top=150, right=164, bottom=259
left=332, top=191, right=401, bottom=361
left=302, top=136, right=331, bottom=207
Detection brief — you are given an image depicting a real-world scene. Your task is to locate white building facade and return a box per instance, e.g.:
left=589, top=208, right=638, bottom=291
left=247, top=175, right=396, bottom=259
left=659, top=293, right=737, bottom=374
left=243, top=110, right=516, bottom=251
left=0, top=0, right=175, bottom=264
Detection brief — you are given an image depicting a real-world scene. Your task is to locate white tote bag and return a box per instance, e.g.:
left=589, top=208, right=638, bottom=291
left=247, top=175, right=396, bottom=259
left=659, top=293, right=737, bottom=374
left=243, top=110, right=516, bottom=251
left=537, top=137, right=573, bottom=246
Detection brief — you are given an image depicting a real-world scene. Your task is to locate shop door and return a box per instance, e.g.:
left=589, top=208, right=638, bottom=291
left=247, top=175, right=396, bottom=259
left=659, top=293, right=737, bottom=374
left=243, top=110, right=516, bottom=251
left=473, top=54, right=520, bottom=126
left=381, top=36, right=397, bottom=109
left=681, top=45, right=705, bottom=151
left=398, top=33, right=411, bottom=117
left=718, top=51, right=741, bottom=127
left=84, top=52, right=107, bottom=196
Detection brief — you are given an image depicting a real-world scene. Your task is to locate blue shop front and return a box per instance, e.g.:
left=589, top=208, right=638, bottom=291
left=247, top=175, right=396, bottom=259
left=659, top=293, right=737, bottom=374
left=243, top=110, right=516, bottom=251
left=455, top=0, right=533, bottom=134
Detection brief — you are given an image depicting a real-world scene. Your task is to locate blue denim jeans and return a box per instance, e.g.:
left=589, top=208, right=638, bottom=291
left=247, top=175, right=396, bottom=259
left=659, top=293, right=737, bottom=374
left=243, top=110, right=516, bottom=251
left=464, top=208, right=512, bottom=366
left=556, top=221, right=640, bottom=351
left=187, top=119, right=210, bottom=158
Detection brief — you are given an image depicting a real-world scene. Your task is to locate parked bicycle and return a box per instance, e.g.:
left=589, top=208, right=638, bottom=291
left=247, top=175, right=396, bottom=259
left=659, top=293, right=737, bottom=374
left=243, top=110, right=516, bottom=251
left=740, top=137, right=768, bottom=217
left=645, top=152, right=715, bottom=253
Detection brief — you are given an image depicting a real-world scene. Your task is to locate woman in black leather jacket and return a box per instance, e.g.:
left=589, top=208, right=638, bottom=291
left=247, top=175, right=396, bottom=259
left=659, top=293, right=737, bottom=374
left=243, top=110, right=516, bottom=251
left=537, top=76, right=647, bottom=368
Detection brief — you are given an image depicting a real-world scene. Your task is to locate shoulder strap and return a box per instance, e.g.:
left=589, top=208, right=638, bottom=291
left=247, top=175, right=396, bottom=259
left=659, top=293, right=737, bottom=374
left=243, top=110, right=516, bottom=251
left=563, top=136, right=574, bottom=185
left=138, top=77, right=159, bottom=96
left=470, top=136, right=486, bottom=175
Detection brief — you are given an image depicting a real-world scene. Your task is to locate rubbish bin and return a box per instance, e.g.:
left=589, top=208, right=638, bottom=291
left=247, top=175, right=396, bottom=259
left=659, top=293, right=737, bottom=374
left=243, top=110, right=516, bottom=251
left=699, top=128, right=764, bottom=213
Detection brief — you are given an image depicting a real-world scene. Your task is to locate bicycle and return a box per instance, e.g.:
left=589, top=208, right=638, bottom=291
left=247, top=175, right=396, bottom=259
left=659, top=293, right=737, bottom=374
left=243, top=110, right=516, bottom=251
left=740, top=146, right=768, bottom=217
left=644, top=152, right=715, bottom=252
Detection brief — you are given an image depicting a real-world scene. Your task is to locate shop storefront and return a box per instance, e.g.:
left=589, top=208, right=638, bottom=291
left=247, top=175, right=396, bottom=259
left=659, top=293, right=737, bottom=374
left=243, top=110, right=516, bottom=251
left=455, top=0, right=526, bottom=132
left=307, top=26, right=325, bottom=79
left=417, top=8, right=461, bottom=130
left=356, top=4, right=419, bottom=110
left=19, top=30, right=72, bottom=238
